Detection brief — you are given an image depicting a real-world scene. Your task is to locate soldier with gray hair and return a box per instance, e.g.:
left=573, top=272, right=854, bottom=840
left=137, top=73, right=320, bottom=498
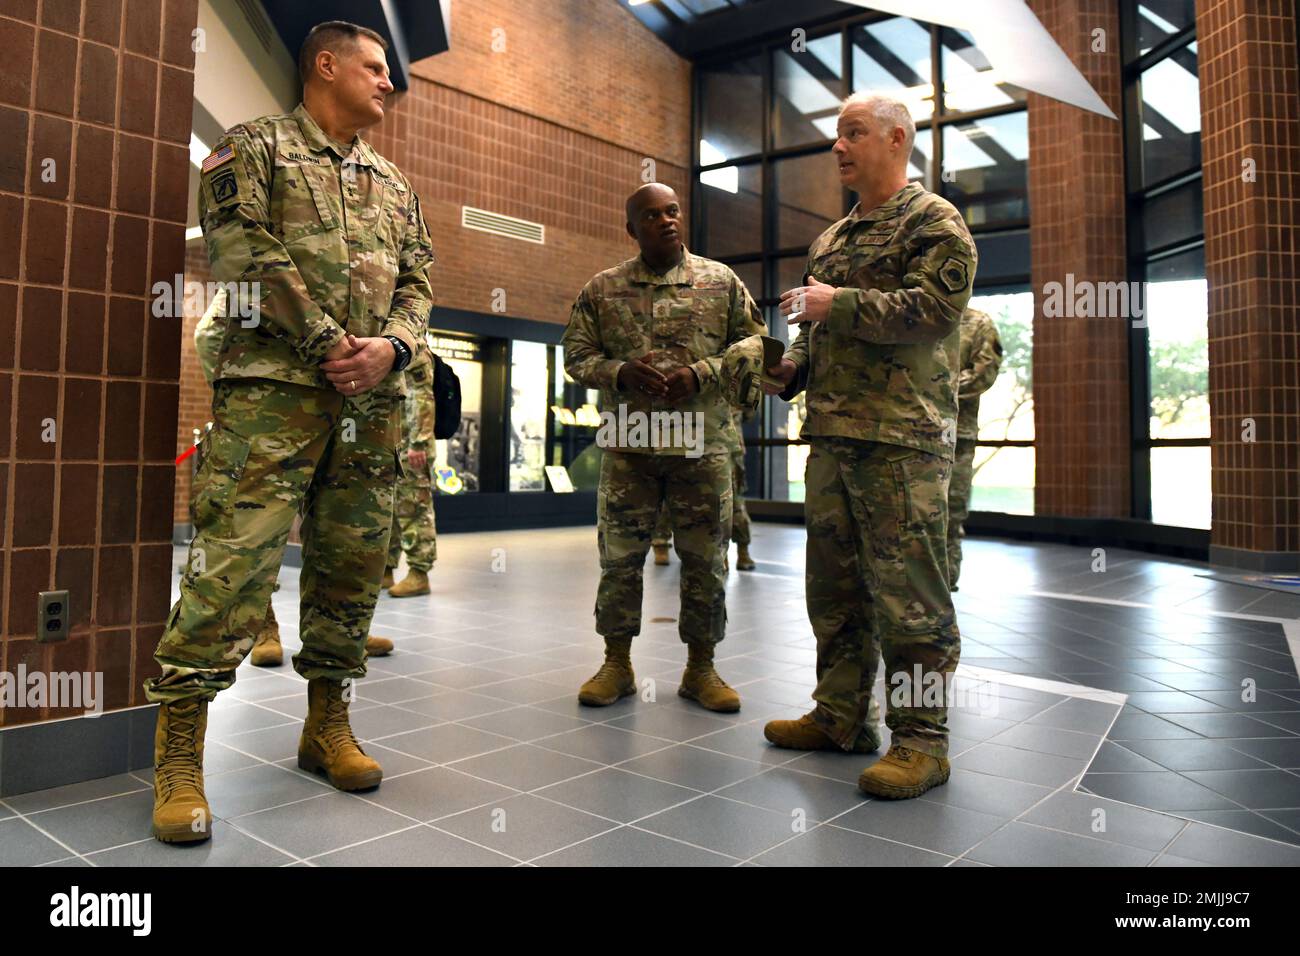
left=761, top=91, right=978, bottom=799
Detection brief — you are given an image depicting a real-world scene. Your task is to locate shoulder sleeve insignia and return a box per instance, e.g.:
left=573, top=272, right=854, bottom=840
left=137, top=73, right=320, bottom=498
left=938, top=256, right=970, bottom=294
left=210, top=168, right=239, bottom=204
left=201, top=143, right=236, bottom=173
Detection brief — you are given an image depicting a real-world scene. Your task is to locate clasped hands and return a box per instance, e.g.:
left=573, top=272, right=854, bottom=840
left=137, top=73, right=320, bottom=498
left=618, top=353, right=699, bottom=403
left=321, top=333, right=397, bottom=395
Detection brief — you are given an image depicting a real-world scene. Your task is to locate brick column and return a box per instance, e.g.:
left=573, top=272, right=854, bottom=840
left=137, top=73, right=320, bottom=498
left=1198, top=0, right=1300, bottom=571
left=1027, top=0, right=1130, bottom=517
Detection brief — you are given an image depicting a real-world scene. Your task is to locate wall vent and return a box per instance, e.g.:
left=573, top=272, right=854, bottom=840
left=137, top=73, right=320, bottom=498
left=461, top=206, right=546, bottom=244
left=234, top=0, right=277, bottom=55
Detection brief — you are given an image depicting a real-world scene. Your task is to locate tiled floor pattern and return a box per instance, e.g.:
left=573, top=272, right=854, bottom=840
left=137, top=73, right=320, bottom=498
left=2, top=526, right=1299, bottom=866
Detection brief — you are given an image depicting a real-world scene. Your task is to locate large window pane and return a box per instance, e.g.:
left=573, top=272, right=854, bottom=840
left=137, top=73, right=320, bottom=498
left=773, top=152, right=844, bottom=250
left=1131, top=1, right=1195, bottom=59
left=1139, top=42, right=1200, bottom=186
left=699, top=162, right=761, bottom=258
left=727, top=260, right=763, bottom=303
left=942, top=111, right=1029, bottom=226
left=1145, top=254, right=1208, bottom=441
left=1150, top=446, right=1210, bottom=528
left=970, top=445, right=1035, bottom=515
left=508, top=340, right=548, bottom=491
left=774, top=255, right=807, bottom=299
left=772, top=34, right=843, bottom=149
left=941, top=29, right=1027, bottom=113
left=700, top=55, right=764, bottom=161
left=850, top=18, right=933, bottom=121
left=551, top=346, right=601, bottom=491
left=1139, top=179, right=1202, bottom=253
left=968, top=291, right=1034, bottom=442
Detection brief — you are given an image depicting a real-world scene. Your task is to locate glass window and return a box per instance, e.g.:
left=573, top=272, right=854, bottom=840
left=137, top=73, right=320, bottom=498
left=700, top=55, right=764, bottom=161
left=429, top=334, right=483, bottom=494
left=772, top=33, right=843, bottom=149
left=850, top=18, right=934, bottom=121
left=1138, top=42, right=1200, bottom=186
left=942, top=111, right=1029, bottom=226
left=1150, top=446, right=1210, bottom=528
left=1131, top=1, right=1195, bottom=59
left=773, top=151, right=844, bottom=250
left=508, top=340, right=549, bottom=491
left=968, top=291, right=1034, bottom=442
left=700, top=162, right=761, bottom=259
left=727, top=260, right=763, bottom=304
left=1140, top=179, right=1202, bottom=253
left=1145, top=256, right=1208, bottom=441
left=970, top=445, right=1035, bottom=515
left=774, top=256, right=808, bottom=300
left=940, top=29, right=1027, bottom=114
left=551, top=346, right=602, bottom=491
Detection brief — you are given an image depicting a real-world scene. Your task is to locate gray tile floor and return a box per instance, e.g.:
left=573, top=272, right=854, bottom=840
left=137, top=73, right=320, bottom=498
left=3, top=525, right=1299, bottom=867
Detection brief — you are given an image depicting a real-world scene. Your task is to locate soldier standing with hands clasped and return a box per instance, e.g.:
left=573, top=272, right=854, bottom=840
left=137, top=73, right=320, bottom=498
left=562, top=183, right=766, bottom=714
left=761, top=93, right=977, bottom=799
left=146, top=21, right=433, bottom=843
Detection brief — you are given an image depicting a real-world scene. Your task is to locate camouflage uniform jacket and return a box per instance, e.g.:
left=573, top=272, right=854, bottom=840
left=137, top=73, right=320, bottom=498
left=197, top=102, right=434, bottom=397
left=956, top=307, right=1003, bottom=440
left=562, top=251, right=766, bottom=456
left=402, top=345, right=437, bottom=452
left=784, top=182, right=977, bottom=459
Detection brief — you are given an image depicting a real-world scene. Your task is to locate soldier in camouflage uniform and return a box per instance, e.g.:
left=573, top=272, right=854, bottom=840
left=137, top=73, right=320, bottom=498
left=385, top=340, right=438, bottom=596
left=651, top=406, right=755, bottom=570
left=563, top=183, right=766, bottom=713
left=147, top=22, right=433, bottom=843
left=762, top=93, right=977, bottom=799
left=948, top=308, right=1002, bottom=591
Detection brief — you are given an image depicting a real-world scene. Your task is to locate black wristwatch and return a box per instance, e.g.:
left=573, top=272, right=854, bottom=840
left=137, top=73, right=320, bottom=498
left=383, top=335, right=412, bottom=372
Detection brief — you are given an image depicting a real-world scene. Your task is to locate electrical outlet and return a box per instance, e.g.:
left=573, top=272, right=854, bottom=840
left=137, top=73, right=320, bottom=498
left=37, top=590, right=70, bottom=643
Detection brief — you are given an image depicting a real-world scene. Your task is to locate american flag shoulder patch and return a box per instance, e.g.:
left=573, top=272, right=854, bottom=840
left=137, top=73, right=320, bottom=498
left=201, top=144, right=235, bottom=174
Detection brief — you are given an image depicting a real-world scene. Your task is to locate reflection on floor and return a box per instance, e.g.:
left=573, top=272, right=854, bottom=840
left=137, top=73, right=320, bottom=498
left=2, top=525, right=1299, bottom=867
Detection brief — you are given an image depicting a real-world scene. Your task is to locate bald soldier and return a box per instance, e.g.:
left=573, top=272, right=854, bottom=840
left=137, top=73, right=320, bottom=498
left=563, top=183, right=766, bottom=713
left=147, top=21, right=433, bottom=843
left=948, top=307, right=1003, bottom=590
left=762, top=93, right=977, bottom=799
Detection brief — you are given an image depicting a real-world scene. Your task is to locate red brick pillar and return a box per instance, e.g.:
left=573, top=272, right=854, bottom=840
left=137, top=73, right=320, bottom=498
left=1198, top=0, right=1300, bottom=570
left=1027, top=0, right=1130, bottom=517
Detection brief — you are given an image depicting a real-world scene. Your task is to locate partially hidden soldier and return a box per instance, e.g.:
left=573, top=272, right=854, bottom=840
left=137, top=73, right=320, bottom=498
left=563, top=183, right=766, bottom=713
left=948, top=307, right=1002, bottom=591
left=384, top=337, right=439, bottom=596
left=762, top=93, right=977, bottom=799
left=147, top=21, right=433, bottom=843
left=651, top=406, right=756, bottom=571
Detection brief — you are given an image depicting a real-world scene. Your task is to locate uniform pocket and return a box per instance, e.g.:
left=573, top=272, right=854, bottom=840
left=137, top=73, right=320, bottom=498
left=273, top=157, right=338, bottom=241
left=192, top=425, right=252, bottom=537
left=883, top=446, right=945, bottom=533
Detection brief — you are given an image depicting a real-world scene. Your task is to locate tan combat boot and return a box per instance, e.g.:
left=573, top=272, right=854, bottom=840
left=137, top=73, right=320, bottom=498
left=365, top=635, right=393, bottom=657
left=298, top=678, right=383, bottom=790
left=389, top=569, right=430, bottom=597
left=679, top=643, right=740, bottom=712
left=735, top=545, right=756, bottom=571
left=578, top=639, right=637, bottom=706
left=152, top=698, right=212, bottom=844
left=857, top=744, right=950, bottom=799
left=249, top=620, right=283, bottom=667
left=764, top=712, right=881, bottom=753
left=381, top=568, right=395, bottom=590
left=652, top=544, right=670, bottom=566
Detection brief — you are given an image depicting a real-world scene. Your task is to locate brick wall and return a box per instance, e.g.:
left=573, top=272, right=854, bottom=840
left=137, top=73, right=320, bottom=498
left=0, top=0, right=198, bottom=724
left=1198, top=0, right=1300, bottom=567
left=1027, top=0, right=1131, bottom=518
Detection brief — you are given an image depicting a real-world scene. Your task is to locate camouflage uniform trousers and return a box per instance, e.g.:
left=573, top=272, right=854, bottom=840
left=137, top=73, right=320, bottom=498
left=146, top=378, right=401, bottom=703
left=386, top=451, right=438, bottom=574
left=597, top=451, right=732, bottom=646
left=804, top=438, right=961, bottom=758
left=946, top=438, right=977, bottom=590
left=651, top=447, right=749, bottom=548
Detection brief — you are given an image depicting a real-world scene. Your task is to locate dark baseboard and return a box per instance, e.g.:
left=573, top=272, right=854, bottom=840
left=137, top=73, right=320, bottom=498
left=1208, top=546, right=1300, bottom=573
left=0, top=705, right=157, bottom=798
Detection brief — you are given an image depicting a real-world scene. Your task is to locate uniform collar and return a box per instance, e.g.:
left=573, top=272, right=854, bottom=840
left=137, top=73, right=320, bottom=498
left=847, top=181, right=925, bottom=225
left=292, top=103, right=358, bottom=160
left=628, top=249, right=694, bottom=287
